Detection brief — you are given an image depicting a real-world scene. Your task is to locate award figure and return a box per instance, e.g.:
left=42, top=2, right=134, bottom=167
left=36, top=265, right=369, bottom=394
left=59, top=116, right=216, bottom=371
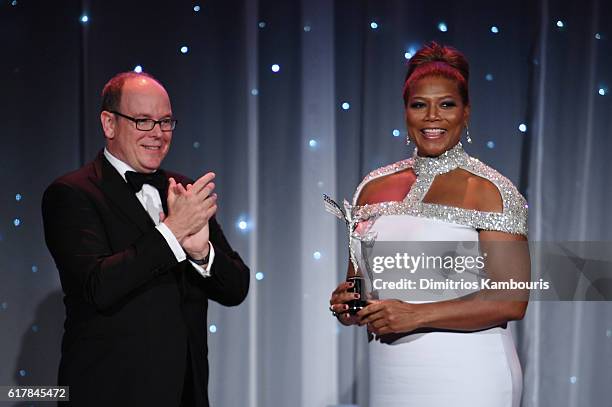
left=323, top=194, right=368, bottom=314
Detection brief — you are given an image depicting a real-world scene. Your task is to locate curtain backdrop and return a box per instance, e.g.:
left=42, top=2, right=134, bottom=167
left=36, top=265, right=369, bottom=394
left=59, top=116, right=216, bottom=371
left=1, top=0, right=610, bottom=406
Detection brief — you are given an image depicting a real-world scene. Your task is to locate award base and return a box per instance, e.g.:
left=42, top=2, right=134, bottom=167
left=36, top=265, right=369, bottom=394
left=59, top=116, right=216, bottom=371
left=346, top=275, right=367, bottom=315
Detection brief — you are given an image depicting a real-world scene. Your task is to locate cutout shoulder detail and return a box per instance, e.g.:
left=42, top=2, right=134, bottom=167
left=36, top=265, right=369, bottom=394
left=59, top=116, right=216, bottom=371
left=352, top=159, right=413, bottom=206
left=349, top=154, right=528, bottom=236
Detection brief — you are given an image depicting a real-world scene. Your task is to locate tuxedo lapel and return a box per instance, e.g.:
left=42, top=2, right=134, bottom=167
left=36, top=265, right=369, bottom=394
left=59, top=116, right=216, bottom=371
left=91, top=153, right=155, bottom=233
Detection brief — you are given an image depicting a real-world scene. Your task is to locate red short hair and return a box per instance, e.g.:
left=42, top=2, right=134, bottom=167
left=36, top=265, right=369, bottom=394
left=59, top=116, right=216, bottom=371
left=403, top=42, right=470, bottom=106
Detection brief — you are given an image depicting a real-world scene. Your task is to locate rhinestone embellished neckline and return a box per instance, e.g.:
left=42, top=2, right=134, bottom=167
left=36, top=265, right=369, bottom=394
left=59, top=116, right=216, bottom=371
left=348, top=142, right=528, bottom=236
left=412, top=142, right=469, bottom=177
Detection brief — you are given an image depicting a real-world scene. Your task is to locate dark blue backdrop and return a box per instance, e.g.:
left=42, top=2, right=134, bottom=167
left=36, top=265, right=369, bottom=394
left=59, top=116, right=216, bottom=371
left=1, top=0, right=610, bottom=406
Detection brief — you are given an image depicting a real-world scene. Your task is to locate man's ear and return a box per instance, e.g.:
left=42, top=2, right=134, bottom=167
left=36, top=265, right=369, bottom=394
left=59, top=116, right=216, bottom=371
left=100, top=111, right=116, bottom=140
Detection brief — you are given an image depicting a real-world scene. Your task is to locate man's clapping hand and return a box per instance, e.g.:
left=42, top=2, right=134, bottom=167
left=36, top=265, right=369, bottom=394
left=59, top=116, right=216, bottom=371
left=161, top=173, right=218, bottom=260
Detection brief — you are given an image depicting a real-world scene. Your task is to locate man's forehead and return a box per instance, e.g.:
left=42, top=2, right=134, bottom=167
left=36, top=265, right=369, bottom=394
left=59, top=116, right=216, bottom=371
left=123, top=76, right=166, bottom=94
left=121, top=77, right=171, bottom=111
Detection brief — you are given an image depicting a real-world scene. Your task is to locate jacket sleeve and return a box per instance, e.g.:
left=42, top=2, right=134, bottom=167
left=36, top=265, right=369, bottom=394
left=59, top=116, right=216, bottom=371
left=192, top=216, right=250, bottom=306
left=42, top=181, right=179, bottom=311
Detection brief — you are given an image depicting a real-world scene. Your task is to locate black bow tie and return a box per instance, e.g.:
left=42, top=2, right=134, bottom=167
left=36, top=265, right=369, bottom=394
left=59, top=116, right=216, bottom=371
left=125, top=170, right=167, bottom=193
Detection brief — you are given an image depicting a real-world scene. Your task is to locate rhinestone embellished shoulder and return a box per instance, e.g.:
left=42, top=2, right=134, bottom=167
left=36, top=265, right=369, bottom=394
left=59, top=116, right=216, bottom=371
left=351, top=143, right=528, bottom=236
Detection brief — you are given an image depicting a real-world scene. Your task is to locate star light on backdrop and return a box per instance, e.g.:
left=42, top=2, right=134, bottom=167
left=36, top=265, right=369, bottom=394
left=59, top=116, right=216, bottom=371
left=485, top=73, right=494, bottom=81
left=392, top=129, right=401, bottom=137
left=313, top=251, right=322, bottom=260
left=341, top=102, right=350, bottom=110
left=598, top=87, right=607, bottom=96
left=209, top=324, right=217, bottom=333
left=236, top=217, right=252, bottom=232
left=519, top=123, right=528, bottom=133
left=487, top=141, right=496, bottom=149
left=80, top=15, right=89, bottom=23
left=308, top=139, right=318, bottom=148
left=271, top=64, right=280, bottom=73
left=258, top=21, right=266, bottom=28
left=134, top=65, right=143, bottom=73
left=193, top=141, right=200, bottom=149
left=193, top=5, right=201, bottom=12
left=404, top=45, right=418, bottom=60
left=304, top=25, right=311, bottom=32
left=370, top=21, right=379, bottom=30
left=438, top=22, right=448, bottom=32
left=556, top=20, right=565, bottom=28
left=180, top=46, right=189, bottom=54
left=491, top=26, right=499, bottom=34
left=255, top=272, right=264, bottom=281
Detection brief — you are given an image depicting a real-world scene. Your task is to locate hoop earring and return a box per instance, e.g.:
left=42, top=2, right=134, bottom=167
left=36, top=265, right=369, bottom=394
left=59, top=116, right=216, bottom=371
left=465, top=124, right=473, bottom=144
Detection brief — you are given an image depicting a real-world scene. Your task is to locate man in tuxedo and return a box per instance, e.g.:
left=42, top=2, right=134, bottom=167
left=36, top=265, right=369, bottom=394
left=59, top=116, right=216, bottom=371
left=42, top=72, right=249, bottom=406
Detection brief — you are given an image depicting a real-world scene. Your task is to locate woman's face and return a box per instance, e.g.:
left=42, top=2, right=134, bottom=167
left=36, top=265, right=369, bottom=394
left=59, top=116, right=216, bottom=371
left=405, top=75, right=470, bottom=157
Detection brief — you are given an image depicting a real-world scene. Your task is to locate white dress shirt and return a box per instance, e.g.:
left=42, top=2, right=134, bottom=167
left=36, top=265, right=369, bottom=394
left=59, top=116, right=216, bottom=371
left=104, top=148, right=214, bottom=277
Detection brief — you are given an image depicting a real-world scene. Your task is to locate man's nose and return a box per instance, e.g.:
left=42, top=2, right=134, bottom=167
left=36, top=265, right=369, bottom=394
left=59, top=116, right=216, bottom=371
left=149, top=122, right=164, bottom=137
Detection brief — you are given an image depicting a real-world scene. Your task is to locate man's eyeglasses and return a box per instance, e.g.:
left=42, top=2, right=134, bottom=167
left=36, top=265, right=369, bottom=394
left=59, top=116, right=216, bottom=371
left=109, top=110, right=177, bottom=132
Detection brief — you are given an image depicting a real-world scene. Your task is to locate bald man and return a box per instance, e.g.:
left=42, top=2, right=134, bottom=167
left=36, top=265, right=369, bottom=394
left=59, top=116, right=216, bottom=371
left=42, top=72, right=249, bottom=407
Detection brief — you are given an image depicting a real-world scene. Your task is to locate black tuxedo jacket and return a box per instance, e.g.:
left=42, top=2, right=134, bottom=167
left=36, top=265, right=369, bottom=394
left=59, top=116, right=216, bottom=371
left=42, top=152, right=249, bottom=407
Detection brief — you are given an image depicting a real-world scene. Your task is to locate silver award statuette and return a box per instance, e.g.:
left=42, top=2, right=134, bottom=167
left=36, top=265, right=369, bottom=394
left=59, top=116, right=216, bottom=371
left=323, top=194, right=367, bottom=314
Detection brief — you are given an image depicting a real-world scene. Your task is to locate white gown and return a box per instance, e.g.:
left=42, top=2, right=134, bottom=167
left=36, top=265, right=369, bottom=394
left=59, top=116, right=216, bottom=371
left=344, top=143, right=528, bottom=407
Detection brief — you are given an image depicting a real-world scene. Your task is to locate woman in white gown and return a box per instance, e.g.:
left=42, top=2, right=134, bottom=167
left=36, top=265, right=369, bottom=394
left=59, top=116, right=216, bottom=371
left=329, top=43, right=529, bottom=407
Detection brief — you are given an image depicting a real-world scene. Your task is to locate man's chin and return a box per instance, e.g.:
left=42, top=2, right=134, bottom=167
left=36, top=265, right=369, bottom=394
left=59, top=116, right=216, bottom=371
left=138, top=160, right=164, bottom=173
left=138, top=153, right=167, bottom=171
